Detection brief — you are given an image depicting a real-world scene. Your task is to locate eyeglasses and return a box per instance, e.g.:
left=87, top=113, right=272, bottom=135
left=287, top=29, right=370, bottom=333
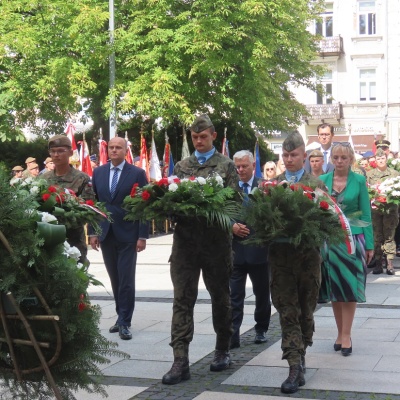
left=49, top=149, right=68, bottom=155
left=318, top=134, right=332, bottom=137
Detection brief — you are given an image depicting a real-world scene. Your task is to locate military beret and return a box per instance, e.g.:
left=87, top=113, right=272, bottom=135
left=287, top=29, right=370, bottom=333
left=375, top=148, right=387, bottom=157
left=25, top=157, right=36, bottom=163
left=308, top=149, right=323, bottom=159
left=190, top=114, right=214, bottom=133
left=12, top=165, right=24, bottom=171
left=28, top=163, right=39, bottom=170
left=282, top=131, right=305, bottom=152
left=375, top=139, right=390, bottom=148
left=48, top=135, right=72, bottom=149
left=44, top=157, right=53, bottom=164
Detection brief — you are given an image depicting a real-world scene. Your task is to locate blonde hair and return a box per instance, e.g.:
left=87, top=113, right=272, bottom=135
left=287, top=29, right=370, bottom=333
left=263, top=161, right=276, bottom=179
left=331, top=143, right=355, bottom=164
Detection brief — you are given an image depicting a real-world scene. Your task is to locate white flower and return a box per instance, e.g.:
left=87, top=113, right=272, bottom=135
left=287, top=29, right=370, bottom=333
left=39, top=212, right=58, bottom=223
left=214, top=175, right=224, bottom=187
left=63, top=242, right=81, bottom=260
left=196, top=177, right=206, bottom=185
left=169, top=183, right=179, bottom=192
left=30, top=186, right=40, bottom=195
left=77, top=263, right=83, bottom=269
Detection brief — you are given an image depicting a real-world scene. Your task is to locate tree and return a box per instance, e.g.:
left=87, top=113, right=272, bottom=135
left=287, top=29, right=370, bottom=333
left=0, top=0, right=323, bottom=142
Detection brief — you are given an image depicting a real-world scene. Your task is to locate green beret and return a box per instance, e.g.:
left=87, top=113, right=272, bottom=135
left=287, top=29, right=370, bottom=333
left=375, top=139, right=390, bottom=148
left=308, top=149, right=323, bottom=159
left=375, top=148, right=386, bottom=157
left=282, top=131, right=305, bottom=152
left=48, top=135, right=72, bottom=149
left=190, top=114, right=214, bottom=133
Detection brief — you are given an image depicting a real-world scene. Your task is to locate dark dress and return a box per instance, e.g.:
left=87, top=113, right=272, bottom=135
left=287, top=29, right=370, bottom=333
left=319, top=189, right=367, bottom=303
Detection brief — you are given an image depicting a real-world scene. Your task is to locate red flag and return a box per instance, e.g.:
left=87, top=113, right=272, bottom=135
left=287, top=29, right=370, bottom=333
left=98, top=139, right=108, bottom=166
left=78, top=139, right=93, bottom=177
left=65, top=122, right=80, bottom=166
left=125, top=140, right=134, bottom=164
left=163, top=142, right=171, bottom=178
left=140, top=135, right=149, bottom=181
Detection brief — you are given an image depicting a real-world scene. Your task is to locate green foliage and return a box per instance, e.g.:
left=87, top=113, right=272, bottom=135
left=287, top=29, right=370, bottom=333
left=244, top=182, right=346, bottom=249
left=0, top=170, right=127, bottom=399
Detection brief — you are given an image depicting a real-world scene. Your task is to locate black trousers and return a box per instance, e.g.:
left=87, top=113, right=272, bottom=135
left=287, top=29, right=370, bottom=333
left=230, top=262, right=271, bottom=342
left=100, top=227, right=137, bottom=327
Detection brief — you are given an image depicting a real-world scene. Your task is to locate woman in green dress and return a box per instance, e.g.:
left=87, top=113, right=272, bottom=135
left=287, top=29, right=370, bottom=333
left=319, top=143, right=374, bottom=356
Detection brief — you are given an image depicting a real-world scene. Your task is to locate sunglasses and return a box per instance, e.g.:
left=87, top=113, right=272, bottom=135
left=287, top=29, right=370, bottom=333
left=332, top=142, right=352, bottom=148
left=265, top=168, right=275, bottom=171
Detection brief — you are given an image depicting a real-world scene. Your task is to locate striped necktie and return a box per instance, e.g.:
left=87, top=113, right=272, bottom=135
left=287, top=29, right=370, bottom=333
left=110, top=167, right=120, bottom=197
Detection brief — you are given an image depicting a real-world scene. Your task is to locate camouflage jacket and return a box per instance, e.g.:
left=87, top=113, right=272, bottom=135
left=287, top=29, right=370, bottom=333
left=42, top=166, right=95, bottom=201
left=173, top=150, right=239, bottom=190
left=367, top=167, right=400, bottom=186
left=275, top=171, right=327, bottom=190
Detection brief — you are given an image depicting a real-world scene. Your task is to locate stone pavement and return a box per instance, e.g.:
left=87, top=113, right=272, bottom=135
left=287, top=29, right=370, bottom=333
left=72, top=233, right=400, bottom=400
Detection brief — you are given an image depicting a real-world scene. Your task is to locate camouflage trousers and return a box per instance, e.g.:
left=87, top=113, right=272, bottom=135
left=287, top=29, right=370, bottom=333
left=269, top=243, right=321, bottom=366
left=169, top=220, right=233, bottom=358
left=372, top=206, right=399, bottom=261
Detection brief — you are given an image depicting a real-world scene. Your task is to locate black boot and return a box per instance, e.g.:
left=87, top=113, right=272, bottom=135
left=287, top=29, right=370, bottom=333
left=210, top=350, right=231, bottom=371
left=162, top=357, right=190, bottom=385
left=281, top=364, right=305, bottom=394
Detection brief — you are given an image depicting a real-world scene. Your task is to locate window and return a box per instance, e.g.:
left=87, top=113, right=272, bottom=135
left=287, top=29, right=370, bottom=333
left=316, top=16, right=333, bottom=37
left=359, top=1, right=376, bottom=35
left=317, top=71, right=333, bottom=104
left=359, top=69, right=376, bottom=101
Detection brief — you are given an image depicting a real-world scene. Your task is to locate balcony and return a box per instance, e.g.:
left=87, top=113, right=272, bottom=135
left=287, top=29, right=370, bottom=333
left=318, top=36, right=344, bottom=58
left=303, top=103, right=343, bottom=124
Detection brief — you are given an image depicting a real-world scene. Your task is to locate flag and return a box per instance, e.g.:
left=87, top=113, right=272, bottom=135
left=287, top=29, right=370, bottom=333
left=163, top=134, right=175, bottom=177
left=372, top=134, right=377, bottom=155
left=65, top=122, right=80, bottom=166
left=124, top=131, right=133, bottom=164
left=98, top=139, right=108, bottom=166
left=78, top=137, right=93, bottom=177
left=181, top=126, right=190, bottom=160
left=139, top=134, right=150, bottom=181
left=168, top=150, right=175, bottom=177
left=221, top=127, right=230, bottom=158
left=149, top=133, right=162, bottom=181
left=254, top=140, right=262, bottom=178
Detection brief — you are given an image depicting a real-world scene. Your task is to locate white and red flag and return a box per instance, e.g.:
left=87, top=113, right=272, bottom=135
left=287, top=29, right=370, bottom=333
left=78, top=137, right=93, bottom=177
left=65, top=122, right=80, bottom=166
left=98, top=139, right=108, bottom=166
left=149, top=133, right=162, bottom=181
left=139, top=134, right=150, bottom=181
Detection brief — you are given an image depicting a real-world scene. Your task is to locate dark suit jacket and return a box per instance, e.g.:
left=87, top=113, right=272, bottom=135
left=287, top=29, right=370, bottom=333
left=304, top=147, right=335, bottom=174
left=91, top=162, right=149, bottom=242
left=233, top=177, right=268, bottom=265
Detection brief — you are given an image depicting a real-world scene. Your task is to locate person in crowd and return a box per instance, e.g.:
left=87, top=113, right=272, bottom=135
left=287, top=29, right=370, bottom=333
left=42, top=135, right=95, bottom=263
left=275, top=157, right=286, bottom=175
left=375, top=139, right=391, bottom=157
left=90, top=155, right=99, bottom=170
left=270, top=131, right=325, bottom=394
left=319, top=143, right=374, bottom=357
left=133, top=156, right=141, bottom=167
left=10, top=166, right=24, bottom=185
left=40, top=157, right=55, bottom=174
left=22, top=157, right=37, bottom=179
left=359, top=158, right=369, bottom=170
left=162, top=114, right=238, bottom=385
left=263, top=161, right=277, bottom=180
left=89, top=137, right=149, bottom=341
left=367, top=148, right=399, bottom=275
left=308, top=149, right=324, bottom=177
left=304, top=123, right=335, bottom=174
left=230, top=150, right=271, bottom=350
left=27, top=163, right=40, bottom=178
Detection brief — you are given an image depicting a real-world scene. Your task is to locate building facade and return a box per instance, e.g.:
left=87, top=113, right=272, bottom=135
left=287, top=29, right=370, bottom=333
left=269, top=0, right=400, bottom=155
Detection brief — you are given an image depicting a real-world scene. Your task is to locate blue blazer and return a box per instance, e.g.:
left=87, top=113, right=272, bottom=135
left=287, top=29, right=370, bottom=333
left=91, top=162, right=149, bottom=242
left=233, top=177, right=268, bottom=265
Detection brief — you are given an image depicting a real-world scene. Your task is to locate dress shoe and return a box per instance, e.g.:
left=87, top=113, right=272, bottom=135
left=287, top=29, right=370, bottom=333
left=281, top=364, right=305, bottom=394
left=301, top=355, right=306, bottom=374
left=341, top=339, right=352, bottom=357
left=372, top=265, right=383, bottom=274
left=210, top=350, right=231, bottom=371
left=162, top=357, right=190, bottom=385
left=387, top=268, right=395, bottom=275
left=230, top=341, right=240, bottom=350
left=119, top=325, right=132, bottom=340
left=254, top=331, right=268, bottom=344
left=333, top=343, right=342, bottom=351
left=109, top=322, right=119, bottom=333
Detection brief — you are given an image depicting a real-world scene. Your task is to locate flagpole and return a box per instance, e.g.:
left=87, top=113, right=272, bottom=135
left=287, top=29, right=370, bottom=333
left=109, top=0, right=116, bottom=139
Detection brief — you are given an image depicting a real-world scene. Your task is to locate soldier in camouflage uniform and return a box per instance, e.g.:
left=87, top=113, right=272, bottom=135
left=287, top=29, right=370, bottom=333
left=162, top=114, right=239, bottom=386
left=367, top=148, right=399, bottom=275
left=270, top=132, right=325, bottom=394
left=42, top=135, right=95, bottom=263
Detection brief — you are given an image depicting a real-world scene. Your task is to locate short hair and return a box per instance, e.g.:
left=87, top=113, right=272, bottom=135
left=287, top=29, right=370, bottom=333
left=233, top=150, right=254, bottom=163
left=317, top=123, right=334, bottom=135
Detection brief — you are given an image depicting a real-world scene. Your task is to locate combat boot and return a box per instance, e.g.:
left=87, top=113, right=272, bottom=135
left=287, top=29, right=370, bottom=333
left=162, top=357, right=190, bottom=385
left=210, top=350, right=231, bottom=371
left=281, top=364, right=305, bottom=394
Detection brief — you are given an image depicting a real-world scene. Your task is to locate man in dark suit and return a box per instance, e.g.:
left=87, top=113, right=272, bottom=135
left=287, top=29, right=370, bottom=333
left=89, top=137, right=149, bottom=340
left=230, top=150, right=271, bottom=350
left=304, top=123, right=335, bottom=174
